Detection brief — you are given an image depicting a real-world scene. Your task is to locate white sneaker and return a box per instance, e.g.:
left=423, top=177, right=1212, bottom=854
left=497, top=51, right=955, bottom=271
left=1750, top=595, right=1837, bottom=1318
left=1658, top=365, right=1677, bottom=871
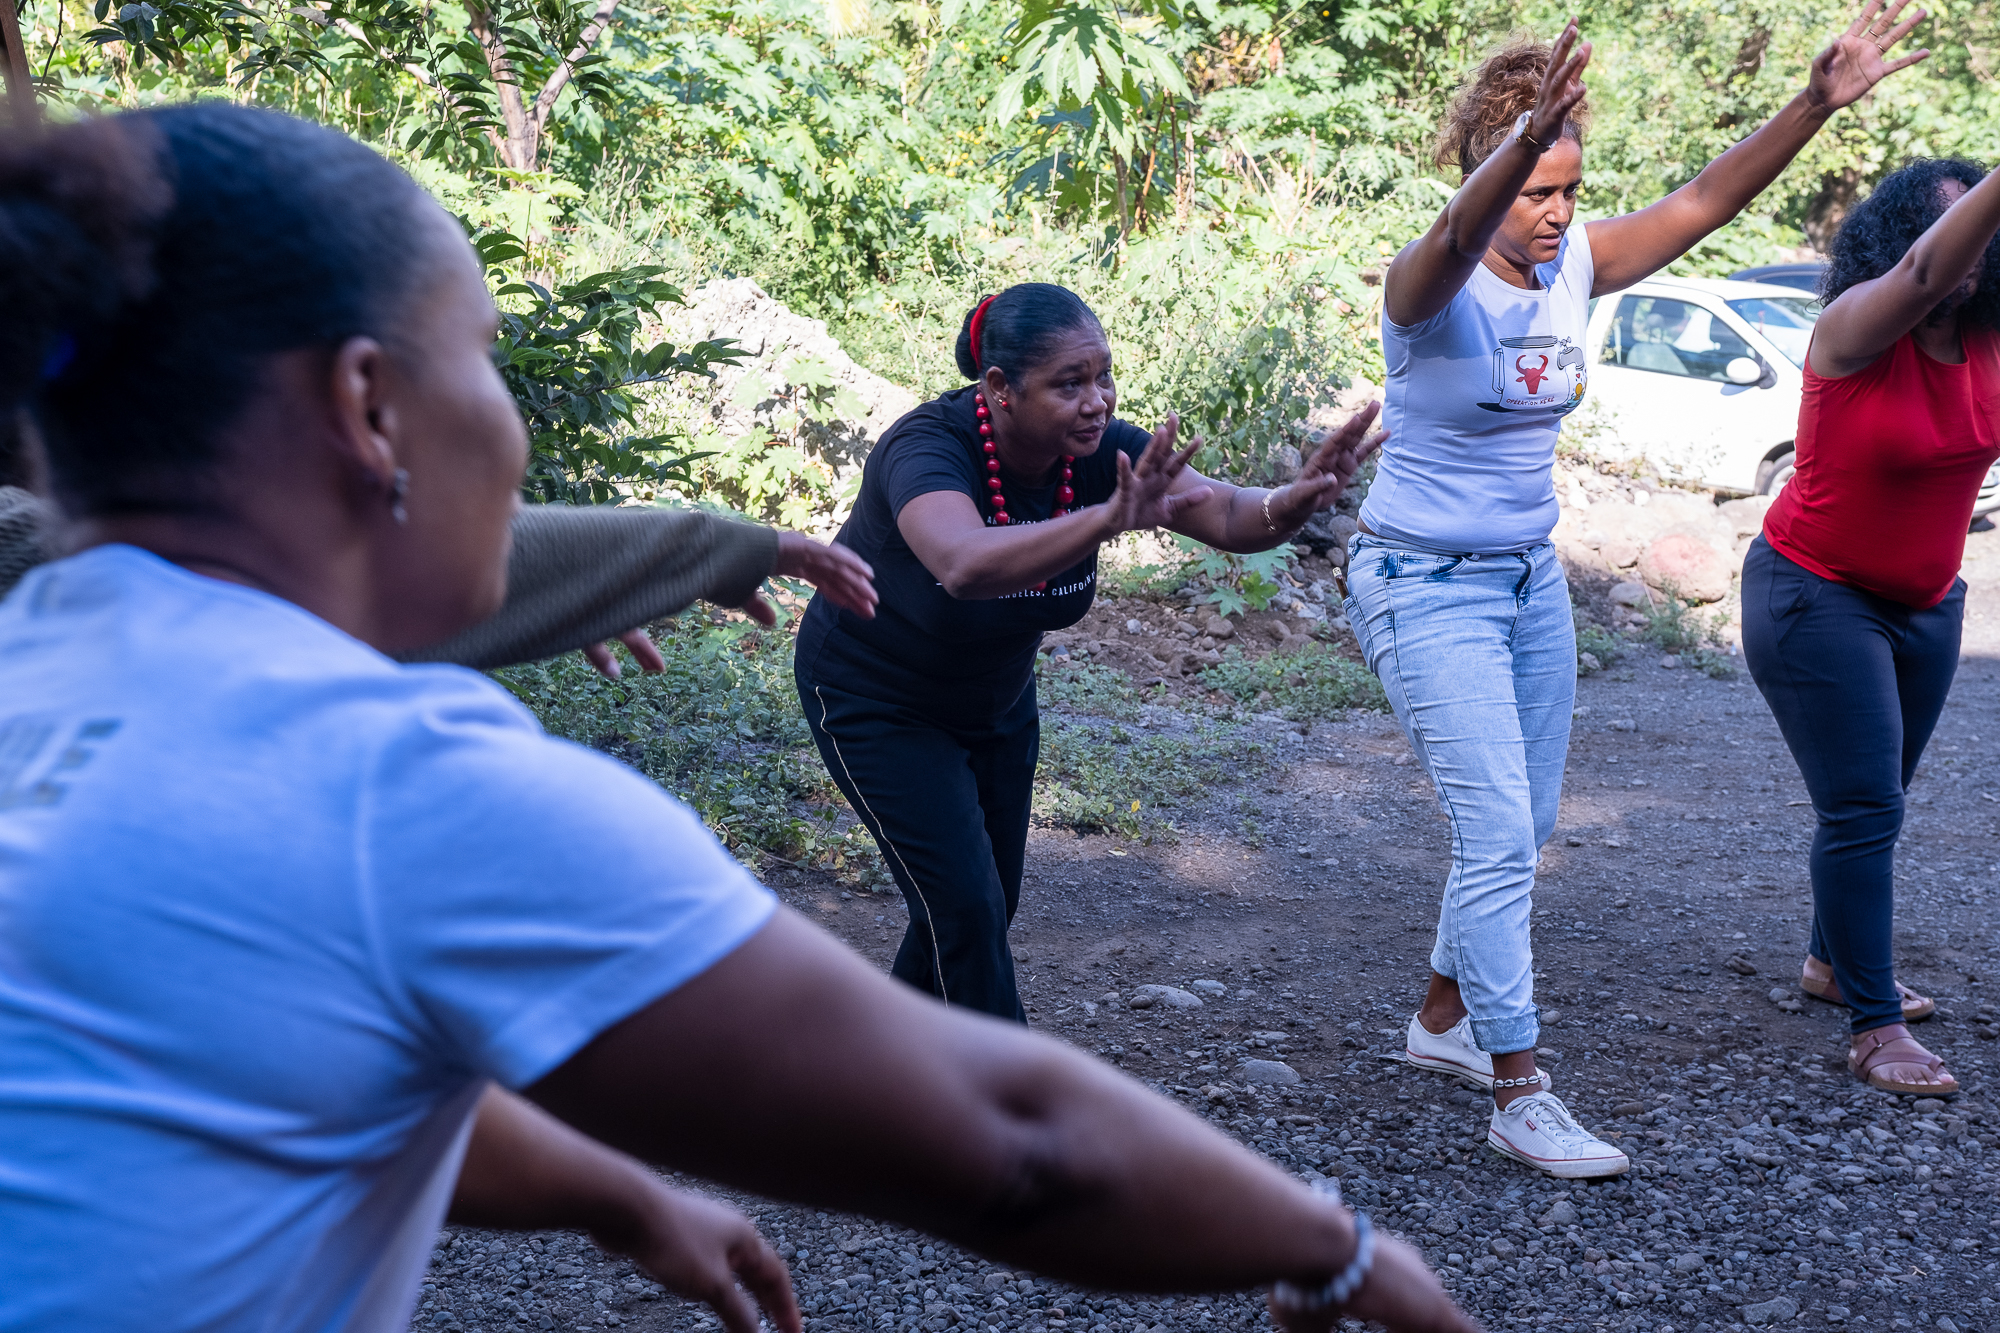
left=1487, top=1091, right=1631, bottom=1179
left=1405, top=1013, right=1494, bottom=1089
left=1404, top=1013, right=1551, bottom=1092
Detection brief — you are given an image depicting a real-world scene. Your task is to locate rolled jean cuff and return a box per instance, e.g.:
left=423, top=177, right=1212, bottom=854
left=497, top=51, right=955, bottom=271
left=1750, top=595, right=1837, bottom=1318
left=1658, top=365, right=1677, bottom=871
left=1470, top=1013, right=1539, bottom=1056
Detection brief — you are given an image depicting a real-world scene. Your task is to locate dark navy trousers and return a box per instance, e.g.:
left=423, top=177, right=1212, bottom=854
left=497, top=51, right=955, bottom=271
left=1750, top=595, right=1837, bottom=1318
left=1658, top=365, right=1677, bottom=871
left=796, top=672, right=1038, bottom=1023
left=1741, top=536, right=1962, bottom=1034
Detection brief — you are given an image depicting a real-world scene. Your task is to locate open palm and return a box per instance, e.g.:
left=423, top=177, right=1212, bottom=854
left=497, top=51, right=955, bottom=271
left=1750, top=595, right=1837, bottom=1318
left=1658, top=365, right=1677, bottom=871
left=1105, top=412, right=1211, bottom=534
left=1809, top=0, right=1930, bottom=112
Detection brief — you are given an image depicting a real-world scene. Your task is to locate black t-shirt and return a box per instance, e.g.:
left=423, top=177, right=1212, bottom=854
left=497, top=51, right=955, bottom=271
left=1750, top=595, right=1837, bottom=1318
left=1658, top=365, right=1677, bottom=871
left=797, top=385, right=1150, bottom=718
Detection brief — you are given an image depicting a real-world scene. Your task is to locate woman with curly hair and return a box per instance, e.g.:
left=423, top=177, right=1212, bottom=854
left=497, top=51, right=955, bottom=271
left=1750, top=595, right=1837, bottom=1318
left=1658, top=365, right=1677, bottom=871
left=1353, top=1, right=1930, bottom=1175
left=1741, top=157, right=2000, bottom=1098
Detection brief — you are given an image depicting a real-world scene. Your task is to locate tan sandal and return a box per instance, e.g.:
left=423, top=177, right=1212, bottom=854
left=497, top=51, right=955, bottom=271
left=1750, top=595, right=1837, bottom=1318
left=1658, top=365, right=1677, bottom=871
left=1800, top=961, right=1935, bottom=1022
left=1848, top=1025, right=1959, bottom=1097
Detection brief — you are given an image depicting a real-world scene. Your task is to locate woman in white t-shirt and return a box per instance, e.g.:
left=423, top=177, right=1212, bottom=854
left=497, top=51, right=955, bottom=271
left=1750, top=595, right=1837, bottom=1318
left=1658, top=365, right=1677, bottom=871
left=1351, top=3, right=1929, bottom=1177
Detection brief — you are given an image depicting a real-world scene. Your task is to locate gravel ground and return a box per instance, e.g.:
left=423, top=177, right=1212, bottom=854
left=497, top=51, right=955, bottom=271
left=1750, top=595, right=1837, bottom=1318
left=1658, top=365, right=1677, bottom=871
left=417, top=530, right=2000, bottom=1333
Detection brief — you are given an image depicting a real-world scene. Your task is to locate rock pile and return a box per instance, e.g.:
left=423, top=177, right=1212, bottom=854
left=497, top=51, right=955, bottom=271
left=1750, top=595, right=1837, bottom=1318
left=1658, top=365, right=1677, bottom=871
left=1551, top=461, right=1771, bottom=607
left=652, top=277, right=918, bottom=488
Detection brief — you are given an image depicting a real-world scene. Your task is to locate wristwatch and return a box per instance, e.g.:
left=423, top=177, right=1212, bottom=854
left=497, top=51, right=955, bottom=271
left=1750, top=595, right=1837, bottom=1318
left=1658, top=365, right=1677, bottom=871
left=1513, top=110, right=1554, bottom=154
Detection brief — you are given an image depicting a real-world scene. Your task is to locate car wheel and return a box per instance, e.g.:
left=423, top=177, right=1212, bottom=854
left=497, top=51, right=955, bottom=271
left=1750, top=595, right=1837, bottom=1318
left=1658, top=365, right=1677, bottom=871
left=1757, top=449, right=1796, bottom=497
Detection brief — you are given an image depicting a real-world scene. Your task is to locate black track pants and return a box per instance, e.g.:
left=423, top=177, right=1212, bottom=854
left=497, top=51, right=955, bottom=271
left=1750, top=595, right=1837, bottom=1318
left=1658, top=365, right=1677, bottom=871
left=1741, top=536, right=1963, bottom=1034
left=798, top=674, right=1038, bottom=1022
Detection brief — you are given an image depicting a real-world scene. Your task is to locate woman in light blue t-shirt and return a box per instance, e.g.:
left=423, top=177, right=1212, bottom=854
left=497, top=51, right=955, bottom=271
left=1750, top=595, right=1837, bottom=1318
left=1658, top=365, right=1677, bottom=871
left=1350, top=3, right=1929, bottom=1177
left=0, top=105, right=1473, bottom=1333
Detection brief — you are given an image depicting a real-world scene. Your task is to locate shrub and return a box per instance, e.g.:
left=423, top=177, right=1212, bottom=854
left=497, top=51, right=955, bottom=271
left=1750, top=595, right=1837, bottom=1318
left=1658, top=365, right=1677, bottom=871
left=1199, top=642, right=1388, bottom=718
left=1034, top=721, right=1266, bottom=840
left=1638, top=584, right=1736, bottom=678
left=493, top=617, right=889, bottom=886
left=1576, top=619, right=1622, bottom=676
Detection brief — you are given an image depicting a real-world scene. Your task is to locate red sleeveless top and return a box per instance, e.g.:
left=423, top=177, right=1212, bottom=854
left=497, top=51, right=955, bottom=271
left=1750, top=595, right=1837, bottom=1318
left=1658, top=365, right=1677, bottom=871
left=1764, top=327, right=2000, bottom=608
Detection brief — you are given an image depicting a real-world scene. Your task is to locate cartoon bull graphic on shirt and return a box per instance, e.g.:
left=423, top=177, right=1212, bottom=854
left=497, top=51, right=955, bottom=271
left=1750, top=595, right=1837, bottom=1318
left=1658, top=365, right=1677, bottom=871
left=1481, top=334, right=1587, bottom=415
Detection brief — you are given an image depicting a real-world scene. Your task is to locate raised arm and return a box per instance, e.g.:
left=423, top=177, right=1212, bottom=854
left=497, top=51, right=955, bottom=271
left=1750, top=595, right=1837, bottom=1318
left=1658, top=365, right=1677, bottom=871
left=1587, top=0, right=1929, bottom=296
left=528, top=910, right=1476, bottom=1333
left=1811, top=169, right=2000, bottom=376
left=1383, top=22, right=1590, bottom=328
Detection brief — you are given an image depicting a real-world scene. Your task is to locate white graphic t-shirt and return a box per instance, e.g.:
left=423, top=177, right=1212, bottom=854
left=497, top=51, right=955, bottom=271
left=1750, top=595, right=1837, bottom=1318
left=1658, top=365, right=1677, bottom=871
left=1360, top=223, right=1595, bottom=554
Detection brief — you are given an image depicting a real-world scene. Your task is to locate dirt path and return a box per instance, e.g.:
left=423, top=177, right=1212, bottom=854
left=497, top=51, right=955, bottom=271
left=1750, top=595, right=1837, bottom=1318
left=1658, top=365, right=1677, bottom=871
left=421, top=532, right=2000, bottom=1333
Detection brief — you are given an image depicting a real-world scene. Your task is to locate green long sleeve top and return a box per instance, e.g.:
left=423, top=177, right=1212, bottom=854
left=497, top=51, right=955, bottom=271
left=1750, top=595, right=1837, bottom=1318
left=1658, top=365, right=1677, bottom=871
left=0, top=487, right=779, bottom=670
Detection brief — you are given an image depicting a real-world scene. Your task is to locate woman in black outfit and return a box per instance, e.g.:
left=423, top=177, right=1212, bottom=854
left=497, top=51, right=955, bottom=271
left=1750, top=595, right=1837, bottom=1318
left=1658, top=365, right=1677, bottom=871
left=795, top=283, right=1384, bottom=1020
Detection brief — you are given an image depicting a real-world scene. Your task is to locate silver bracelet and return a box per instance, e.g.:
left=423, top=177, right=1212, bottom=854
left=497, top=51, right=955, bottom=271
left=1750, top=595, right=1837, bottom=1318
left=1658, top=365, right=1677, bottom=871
left=1260, top=487, right=1283, bottom=534
left=1272, top=1211, right=1376, bottom=1313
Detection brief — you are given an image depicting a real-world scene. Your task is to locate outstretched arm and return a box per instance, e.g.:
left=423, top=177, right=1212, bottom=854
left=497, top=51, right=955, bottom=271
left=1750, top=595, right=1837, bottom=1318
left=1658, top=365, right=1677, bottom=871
left=1164, top=403, right=1386, bottom=553
left=897, top=415, right=1211, bottom=599
left=1383, top=21, right=1591, bottom=328
left=403, top=506, right=875, bottom=672
left=1587, top=0, right=1929, bottom=295
left=453, top=1086, right=801, bottom=1333
left=1811, top=166, right=2000, bottom=376
left=527, top=910, right=1478, bottom=1333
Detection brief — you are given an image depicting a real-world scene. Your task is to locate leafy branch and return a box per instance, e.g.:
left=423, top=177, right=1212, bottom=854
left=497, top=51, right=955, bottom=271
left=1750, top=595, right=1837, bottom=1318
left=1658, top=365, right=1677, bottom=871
left=471, top=227, right=745, bottom=505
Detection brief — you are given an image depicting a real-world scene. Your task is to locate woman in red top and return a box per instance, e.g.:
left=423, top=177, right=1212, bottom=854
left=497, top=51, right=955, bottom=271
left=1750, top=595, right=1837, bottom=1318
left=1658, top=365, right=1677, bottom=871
left=1744, top=156, right=2000, bottom=1097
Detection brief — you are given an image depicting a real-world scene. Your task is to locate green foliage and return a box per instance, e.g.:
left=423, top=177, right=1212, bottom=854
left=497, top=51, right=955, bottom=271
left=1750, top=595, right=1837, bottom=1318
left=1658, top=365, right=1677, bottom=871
left=680, top=353, right=867, bottom=525
left=472, top=228, right=744, bottom=503
left=494, top=616, right=889, bottom=882
left=1172, top=534, right=1293, bottom=616
left=1198, top=641, right=1388, bottom=717
left=1636, top=584, right=1736, bottom=678
left=1034, top=718, right=1264, bottom=838
left=1035, top=658, right=1149, bottom=719
left=50, top=0, right=1975, bottom=514
left=48, top=0, right=629, bottom=168
left=1098, top=560, right=1183, bottom=600
left=1575, top=619, right=1622, bottom=676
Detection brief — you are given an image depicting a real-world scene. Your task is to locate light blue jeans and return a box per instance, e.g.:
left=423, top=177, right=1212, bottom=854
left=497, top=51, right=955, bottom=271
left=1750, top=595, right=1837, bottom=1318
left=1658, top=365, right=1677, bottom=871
left=1343, top=535, right=1575, bottom=1055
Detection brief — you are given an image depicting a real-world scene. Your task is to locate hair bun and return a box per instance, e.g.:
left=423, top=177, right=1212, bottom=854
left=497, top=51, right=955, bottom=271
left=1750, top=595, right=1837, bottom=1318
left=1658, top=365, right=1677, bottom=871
left=0, top=117, right=167, bottom=422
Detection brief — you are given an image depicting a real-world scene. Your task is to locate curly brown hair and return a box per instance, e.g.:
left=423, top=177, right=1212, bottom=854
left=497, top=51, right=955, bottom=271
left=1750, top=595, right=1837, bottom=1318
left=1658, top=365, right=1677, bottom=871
left=1435, top=37, right=1590, bottom=178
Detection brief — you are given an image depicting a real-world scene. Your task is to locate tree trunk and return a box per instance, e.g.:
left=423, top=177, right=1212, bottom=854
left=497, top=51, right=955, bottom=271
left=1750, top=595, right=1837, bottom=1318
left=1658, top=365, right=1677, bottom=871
left=0, top=0, right=36, bottom=131
left=464, top=0, right=619, bottom=172
left=465, top=2, right=537, bottom=169
left=1805, top=165, right=1862, bottom=253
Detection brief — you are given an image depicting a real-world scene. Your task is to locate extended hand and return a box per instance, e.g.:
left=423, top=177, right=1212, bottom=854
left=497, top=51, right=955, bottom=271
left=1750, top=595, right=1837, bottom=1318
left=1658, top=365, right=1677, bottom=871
left=583, top=628, right=667, bottom=679
left=1263, top=401, right=1388, bottom=532
left=1808, top=0, right=1930, bottom=112
left=580, top=531, right=878, bottom=674
left=1103, top=412, right=1214, bottom=535
left=735, top=531, right=879, bottom=627
left=1267, top=1231, right=1483, bottom=1333
left=614, top=1186, right=802, bottom=1333
left=1527, top=18, right=1591, bottom=147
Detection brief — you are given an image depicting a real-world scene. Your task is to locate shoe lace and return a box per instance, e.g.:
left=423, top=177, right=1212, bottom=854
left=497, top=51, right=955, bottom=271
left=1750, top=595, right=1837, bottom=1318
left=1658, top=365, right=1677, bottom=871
left=1521, top=1094, right=1600, bottom=1149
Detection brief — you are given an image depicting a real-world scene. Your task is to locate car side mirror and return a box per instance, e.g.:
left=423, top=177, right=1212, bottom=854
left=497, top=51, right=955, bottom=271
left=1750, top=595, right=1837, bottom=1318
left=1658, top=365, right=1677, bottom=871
left=1725, top=357, right=1764, bottom=385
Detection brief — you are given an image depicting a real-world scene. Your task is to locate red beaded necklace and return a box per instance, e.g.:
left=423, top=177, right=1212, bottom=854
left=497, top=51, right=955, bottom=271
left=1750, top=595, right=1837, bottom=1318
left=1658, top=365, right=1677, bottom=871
left=974, top=392, right=1074, bottom=527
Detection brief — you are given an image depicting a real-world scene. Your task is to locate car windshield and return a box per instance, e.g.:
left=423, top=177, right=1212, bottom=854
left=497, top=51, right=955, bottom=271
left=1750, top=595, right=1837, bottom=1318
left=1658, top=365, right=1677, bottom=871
left=1728, top=295, right=1819, bottom=368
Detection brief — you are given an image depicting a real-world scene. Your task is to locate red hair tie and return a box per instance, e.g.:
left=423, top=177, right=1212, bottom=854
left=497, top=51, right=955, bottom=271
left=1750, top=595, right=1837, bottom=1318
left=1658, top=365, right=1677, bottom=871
left=968, top=295, right=996, bottom=374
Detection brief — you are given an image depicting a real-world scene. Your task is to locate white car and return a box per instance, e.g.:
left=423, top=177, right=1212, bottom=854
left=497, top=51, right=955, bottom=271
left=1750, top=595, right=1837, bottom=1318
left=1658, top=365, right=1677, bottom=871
left=1575, top=274, right=2000, bottom=515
